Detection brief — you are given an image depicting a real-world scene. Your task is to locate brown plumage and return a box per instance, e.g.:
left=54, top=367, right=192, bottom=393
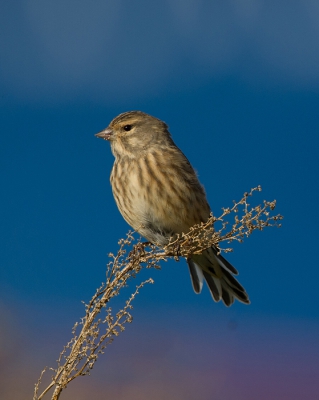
left=96, top=111, right=250, bottom=306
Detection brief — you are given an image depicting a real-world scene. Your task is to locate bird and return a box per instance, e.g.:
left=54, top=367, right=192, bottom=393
left=95, top=111, right=250, bottom=306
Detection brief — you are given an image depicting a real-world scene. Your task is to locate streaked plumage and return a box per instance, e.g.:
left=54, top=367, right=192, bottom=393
left=96, top=111, right=250, bottom=306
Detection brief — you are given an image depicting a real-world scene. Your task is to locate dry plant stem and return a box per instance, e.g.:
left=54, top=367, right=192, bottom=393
left=35, top=249, right=155, bottom=400
left=164, top=186, right=282, bottom=258
left=34, top=187, right=283, bottom=400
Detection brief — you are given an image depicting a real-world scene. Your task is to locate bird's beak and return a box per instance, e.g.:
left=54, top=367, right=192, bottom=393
left=95, top=127, right=113, bottom=140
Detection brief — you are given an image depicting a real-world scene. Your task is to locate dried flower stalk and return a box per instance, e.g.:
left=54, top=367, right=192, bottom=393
left=33, top=187, right=282, bottom=400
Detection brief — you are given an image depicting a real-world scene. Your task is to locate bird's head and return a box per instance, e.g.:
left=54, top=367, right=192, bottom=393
left=95, top=111, right=172, bottom=158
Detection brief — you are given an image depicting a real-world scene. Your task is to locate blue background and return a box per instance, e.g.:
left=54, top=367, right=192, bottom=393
left=1, top=2, right=318, bottom=399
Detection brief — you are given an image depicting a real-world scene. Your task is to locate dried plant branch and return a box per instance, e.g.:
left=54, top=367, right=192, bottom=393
left=34, top=187, right=282, bottom=400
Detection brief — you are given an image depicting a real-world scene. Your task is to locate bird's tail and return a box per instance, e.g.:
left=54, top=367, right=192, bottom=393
left=187, top=247, right=250, bottom=306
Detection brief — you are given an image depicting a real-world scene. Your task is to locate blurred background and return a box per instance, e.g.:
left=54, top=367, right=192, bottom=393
left=1, top=1, right=319, bottom=399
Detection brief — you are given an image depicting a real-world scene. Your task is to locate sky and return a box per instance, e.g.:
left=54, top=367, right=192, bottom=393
left=1, top=1, right=319, bottom=399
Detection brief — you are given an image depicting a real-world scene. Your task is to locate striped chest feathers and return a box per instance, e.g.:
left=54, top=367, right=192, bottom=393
left=110, top=155, right=175, bottom=229
left=110, top=152, right=211, bottom=236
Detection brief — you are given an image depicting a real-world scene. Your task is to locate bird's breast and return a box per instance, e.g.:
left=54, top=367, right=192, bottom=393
left=110, top=152, right=210, bottom=243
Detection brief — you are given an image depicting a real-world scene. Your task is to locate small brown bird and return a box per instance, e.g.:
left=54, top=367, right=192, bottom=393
left=96, top=111, right=250, bottom=306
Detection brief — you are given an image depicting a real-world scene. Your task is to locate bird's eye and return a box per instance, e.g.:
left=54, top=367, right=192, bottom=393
left=123, top=125, right=132, bottom=131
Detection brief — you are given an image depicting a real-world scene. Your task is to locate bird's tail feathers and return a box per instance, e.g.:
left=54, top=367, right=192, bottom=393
left=187, top=259, right=204, bottom=294
left=187, top=247, right=250, bottom=306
